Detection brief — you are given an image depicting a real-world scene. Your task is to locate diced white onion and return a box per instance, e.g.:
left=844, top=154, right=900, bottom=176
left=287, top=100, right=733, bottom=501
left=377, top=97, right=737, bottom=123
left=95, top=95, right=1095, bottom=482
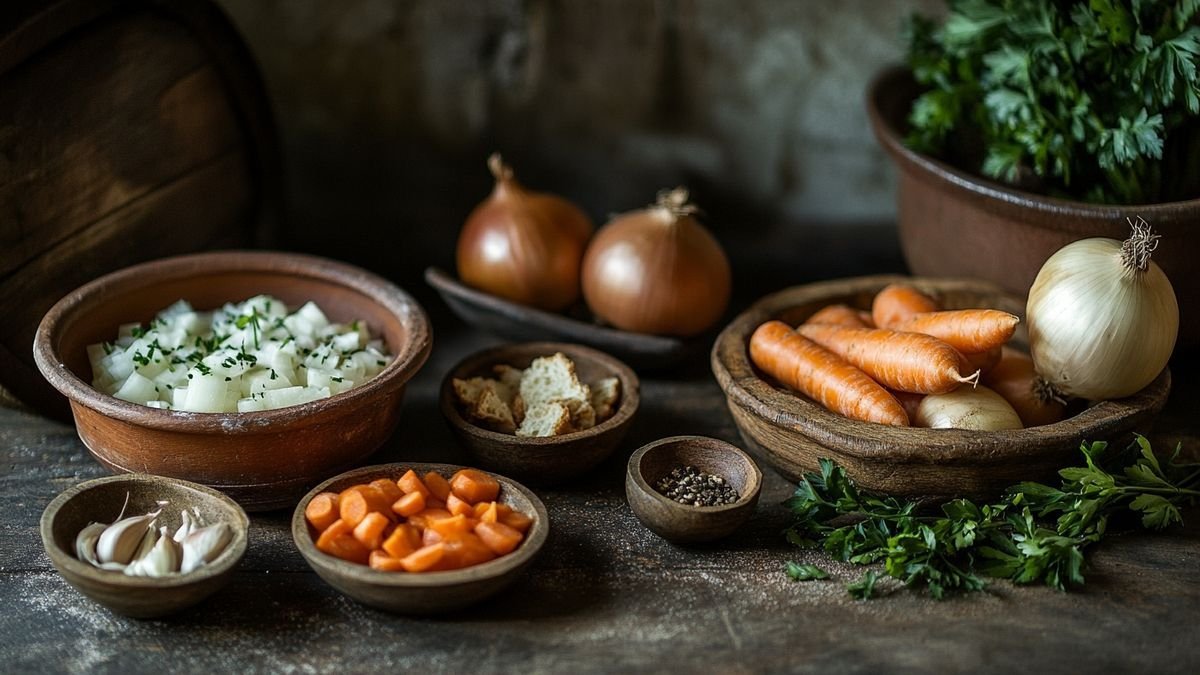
left=88, top=295, right=392, bottom=413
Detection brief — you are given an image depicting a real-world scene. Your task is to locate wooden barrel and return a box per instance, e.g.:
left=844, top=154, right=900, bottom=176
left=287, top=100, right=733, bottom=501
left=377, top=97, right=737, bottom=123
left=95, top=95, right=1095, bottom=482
left=0, top=0, right=280, bottom=417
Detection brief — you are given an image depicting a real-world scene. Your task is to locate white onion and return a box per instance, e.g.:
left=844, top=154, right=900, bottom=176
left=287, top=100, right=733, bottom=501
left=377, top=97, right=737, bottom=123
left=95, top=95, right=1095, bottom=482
left=1026, top=217, right=1178, bottom=401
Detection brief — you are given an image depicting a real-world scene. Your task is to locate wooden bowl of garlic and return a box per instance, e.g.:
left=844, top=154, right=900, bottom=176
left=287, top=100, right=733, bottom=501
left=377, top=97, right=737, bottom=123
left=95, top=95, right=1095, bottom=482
left=40, top=473, right=249, bottom=618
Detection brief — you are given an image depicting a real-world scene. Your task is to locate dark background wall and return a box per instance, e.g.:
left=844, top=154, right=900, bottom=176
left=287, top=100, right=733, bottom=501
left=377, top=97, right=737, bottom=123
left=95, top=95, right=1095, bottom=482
left=214, top=0, right=942, bottom=301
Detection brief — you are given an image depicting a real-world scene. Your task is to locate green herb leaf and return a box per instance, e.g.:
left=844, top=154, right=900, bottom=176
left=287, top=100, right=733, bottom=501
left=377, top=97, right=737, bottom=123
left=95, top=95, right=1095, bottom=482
left=784, top=562, right=830, bottom=581
left=847, top=571, right=881, bottom=600
left=783, top=435, right=1199, bottom=600
left=905, top=0, right=1200, bottom=203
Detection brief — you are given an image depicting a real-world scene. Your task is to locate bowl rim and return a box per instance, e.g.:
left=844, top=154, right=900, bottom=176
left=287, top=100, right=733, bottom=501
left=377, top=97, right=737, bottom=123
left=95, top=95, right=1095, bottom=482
left=866, top=64, right=1200, bottom=216
left=32, top=250, right=432, bottom=432
left=710, top=274, right=1172, bottom=461
left=438, top=340, right=640, bottom=445
left=291, top=462, right=549, bottom=589
left=626, top=435, right=763, bottom=514
left=40, top=473, right=250, bottom=588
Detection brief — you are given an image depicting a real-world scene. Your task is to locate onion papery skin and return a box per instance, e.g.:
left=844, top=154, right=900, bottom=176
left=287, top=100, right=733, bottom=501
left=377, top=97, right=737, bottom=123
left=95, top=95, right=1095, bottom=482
left=581, top=201, right=731, bottom=337
left=456, top=159, right=593, bottom=312
left=1027, top=238, right=1178, bottom=401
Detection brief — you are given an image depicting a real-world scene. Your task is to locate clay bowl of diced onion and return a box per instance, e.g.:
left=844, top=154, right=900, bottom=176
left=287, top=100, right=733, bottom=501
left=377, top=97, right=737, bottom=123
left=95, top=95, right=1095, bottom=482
left=439, top=342, right=640, bottom=486
left=33, top=250, right=432, bottom=511
left=292, top=462, right=548, bottom=614
left=711, top=274, right=1171, bottom=502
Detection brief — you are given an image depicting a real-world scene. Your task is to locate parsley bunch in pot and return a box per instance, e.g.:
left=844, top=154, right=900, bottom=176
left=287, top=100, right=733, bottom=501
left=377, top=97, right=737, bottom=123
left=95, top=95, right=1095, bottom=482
left=866, top=0, right=1200, bottom=348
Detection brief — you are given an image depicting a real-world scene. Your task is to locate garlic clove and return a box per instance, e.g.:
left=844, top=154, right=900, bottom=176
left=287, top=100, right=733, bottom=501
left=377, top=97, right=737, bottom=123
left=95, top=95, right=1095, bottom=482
left=180, top=523, right=232, bottom=573
left=173, top=510, right=194, bottom=544
left=74, top=522, right=107, bottom=567
left=95, top=512, right=159, bottom=565
left=125, top=526, right=180, bottom=577
left=132, top=520, right=159, bottom=560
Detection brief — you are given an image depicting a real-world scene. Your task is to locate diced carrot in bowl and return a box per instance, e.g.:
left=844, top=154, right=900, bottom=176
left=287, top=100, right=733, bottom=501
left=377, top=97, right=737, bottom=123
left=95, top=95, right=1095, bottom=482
left=449, top=469, right=500, bottom=504
left=309, top=466, right=536, bottom=575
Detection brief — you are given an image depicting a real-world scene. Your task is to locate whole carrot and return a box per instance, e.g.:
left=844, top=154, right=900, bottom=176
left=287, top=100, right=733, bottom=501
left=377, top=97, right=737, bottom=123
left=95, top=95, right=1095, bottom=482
left=749, top=320, right=908, bottom=426
left=872, top=283, right=938, bottom=328
left=984, top=346, right=1067, bottom=427
left=891, top=309, right=1020, bottom=354
left=805, top=304, right=872, bottom=329
left=962, top=345, right=1003, bottom=376
left=796, top=323, right=979, bottom=395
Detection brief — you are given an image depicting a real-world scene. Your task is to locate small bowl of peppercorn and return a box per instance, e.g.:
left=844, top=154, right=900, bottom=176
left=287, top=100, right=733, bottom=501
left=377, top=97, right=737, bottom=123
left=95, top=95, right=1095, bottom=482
left=625, top=435, right=762, bottom=544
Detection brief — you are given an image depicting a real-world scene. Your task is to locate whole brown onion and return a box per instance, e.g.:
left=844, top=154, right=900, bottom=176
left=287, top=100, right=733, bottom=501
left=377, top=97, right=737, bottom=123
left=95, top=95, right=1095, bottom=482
left=581, top=188, right=731, bottom=337
left=456, top=154, right=593, bottom=312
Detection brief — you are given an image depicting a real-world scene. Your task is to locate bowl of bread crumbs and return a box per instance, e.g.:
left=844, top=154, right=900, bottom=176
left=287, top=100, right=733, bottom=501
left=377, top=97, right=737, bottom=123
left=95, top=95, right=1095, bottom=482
left=439, top=342, right=639, bottom=485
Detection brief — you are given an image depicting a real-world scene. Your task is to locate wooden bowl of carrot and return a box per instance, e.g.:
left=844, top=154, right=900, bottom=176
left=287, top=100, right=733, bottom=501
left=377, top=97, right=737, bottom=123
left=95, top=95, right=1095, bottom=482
left=711, top=275, right=1171, bottom=501
left=291, top=462, right=548, bottom=614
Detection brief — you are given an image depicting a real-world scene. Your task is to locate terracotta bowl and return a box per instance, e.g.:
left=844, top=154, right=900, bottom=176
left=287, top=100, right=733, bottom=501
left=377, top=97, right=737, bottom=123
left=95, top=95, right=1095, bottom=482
left=292, top=462, right=548, bottom=614
left=710, top=275, right=1171, bottom=501
left=867, top=65, right=1200, bottom=348
left=33, top=251, right=432, bottom=511
left=40, top=473, right=249, bottom=619
left=625, top=436, right=762, bottom=544
left=439, top=341, right=640, bottom=485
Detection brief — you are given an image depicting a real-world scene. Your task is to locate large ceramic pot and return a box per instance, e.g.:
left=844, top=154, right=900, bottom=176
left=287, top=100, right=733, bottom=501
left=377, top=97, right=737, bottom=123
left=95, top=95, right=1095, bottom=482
left=867, top=65, right=1200, bottom=348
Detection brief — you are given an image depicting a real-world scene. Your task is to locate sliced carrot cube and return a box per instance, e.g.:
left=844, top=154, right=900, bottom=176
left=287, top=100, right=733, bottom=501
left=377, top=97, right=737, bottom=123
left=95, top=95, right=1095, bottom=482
left=339, top=485, right=393, bottom=528
left=397, top=469, right=431, bottom=498
left=399, top=543, right=445, bottom=572
left=381, top=523, right=421, bottom=559
left=368, top=550, right=407, bottom=572
left=423, top=471, right=452, bottom=501
left=352, top=511, right=390, bottom=550
left=475, top=520, right=523, bottom=555
left=392, top=491, right=426, bottom=518
left=433, top=532, right=496, bottom=570
left=318, top=533, right=370, bottom=564
left=499, top=509, right=533, bottom=533
left=428, top=513, right=477, bottom=538
left=422, top=527, right=443, bottom=547
left=476, top=501, right=499, bottom=524
left=446, top=492, right=474, bottom=517
left=449, top=468, right=500, bottom=504
left=407, top=508, right=452, bottom=529
left=370, top=478, right=404, bottom=504
left=305, top=492, right=340, bottom=532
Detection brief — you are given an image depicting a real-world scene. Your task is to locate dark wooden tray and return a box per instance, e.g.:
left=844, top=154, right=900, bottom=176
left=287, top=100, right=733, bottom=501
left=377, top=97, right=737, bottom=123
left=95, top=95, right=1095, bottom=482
left=425, top=267, right=704, bottom=370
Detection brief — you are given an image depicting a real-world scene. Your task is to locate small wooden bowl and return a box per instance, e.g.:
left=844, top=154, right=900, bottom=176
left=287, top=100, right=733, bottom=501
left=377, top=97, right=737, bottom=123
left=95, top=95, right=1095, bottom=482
left=439, top=341, right=640, bottom=485
left=40, top=474, right=249, bottom=619
left=625, top=436, right=762, bottom=544
left=33, top=251, right=432, bottom=511
left=291, top=462, right=549, bottom=614
left=425, top=267, right=703, bottom=369
left=711, top=274, right=1172, bottom=501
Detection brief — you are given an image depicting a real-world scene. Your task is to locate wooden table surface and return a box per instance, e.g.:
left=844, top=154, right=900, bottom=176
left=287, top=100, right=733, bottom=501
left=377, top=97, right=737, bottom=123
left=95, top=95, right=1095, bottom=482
left=3, top=299, right=1199, bottom=674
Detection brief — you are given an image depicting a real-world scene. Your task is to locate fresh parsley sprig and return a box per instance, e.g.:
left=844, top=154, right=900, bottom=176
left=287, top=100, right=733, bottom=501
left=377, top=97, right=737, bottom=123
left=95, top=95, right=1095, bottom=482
left=784, top=436, right=1200, bottom=599
left=905, top=0, right=1200, bottom=204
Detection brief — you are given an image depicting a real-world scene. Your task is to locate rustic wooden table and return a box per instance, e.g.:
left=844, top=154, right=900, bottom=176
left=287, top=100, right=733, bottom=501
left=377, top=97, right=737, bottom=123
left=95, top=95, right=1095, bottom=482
left=3, top=286, right=1199, bottom=674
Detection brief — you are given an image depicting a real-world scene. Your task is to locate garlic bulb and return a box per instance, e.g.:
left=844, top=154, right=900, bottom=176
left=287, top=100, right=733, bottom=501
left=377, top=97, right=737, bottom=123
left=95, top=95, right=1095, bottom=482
left=1026, top=218, right=1179, bottom=401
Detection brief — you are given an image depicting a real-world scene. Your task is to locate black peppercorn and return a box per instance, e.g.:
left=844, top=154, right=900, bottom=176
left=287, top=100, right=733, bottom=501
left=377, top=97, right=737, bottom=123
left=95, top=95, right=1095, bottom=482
left=653, top=465, right=739, bottom=507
